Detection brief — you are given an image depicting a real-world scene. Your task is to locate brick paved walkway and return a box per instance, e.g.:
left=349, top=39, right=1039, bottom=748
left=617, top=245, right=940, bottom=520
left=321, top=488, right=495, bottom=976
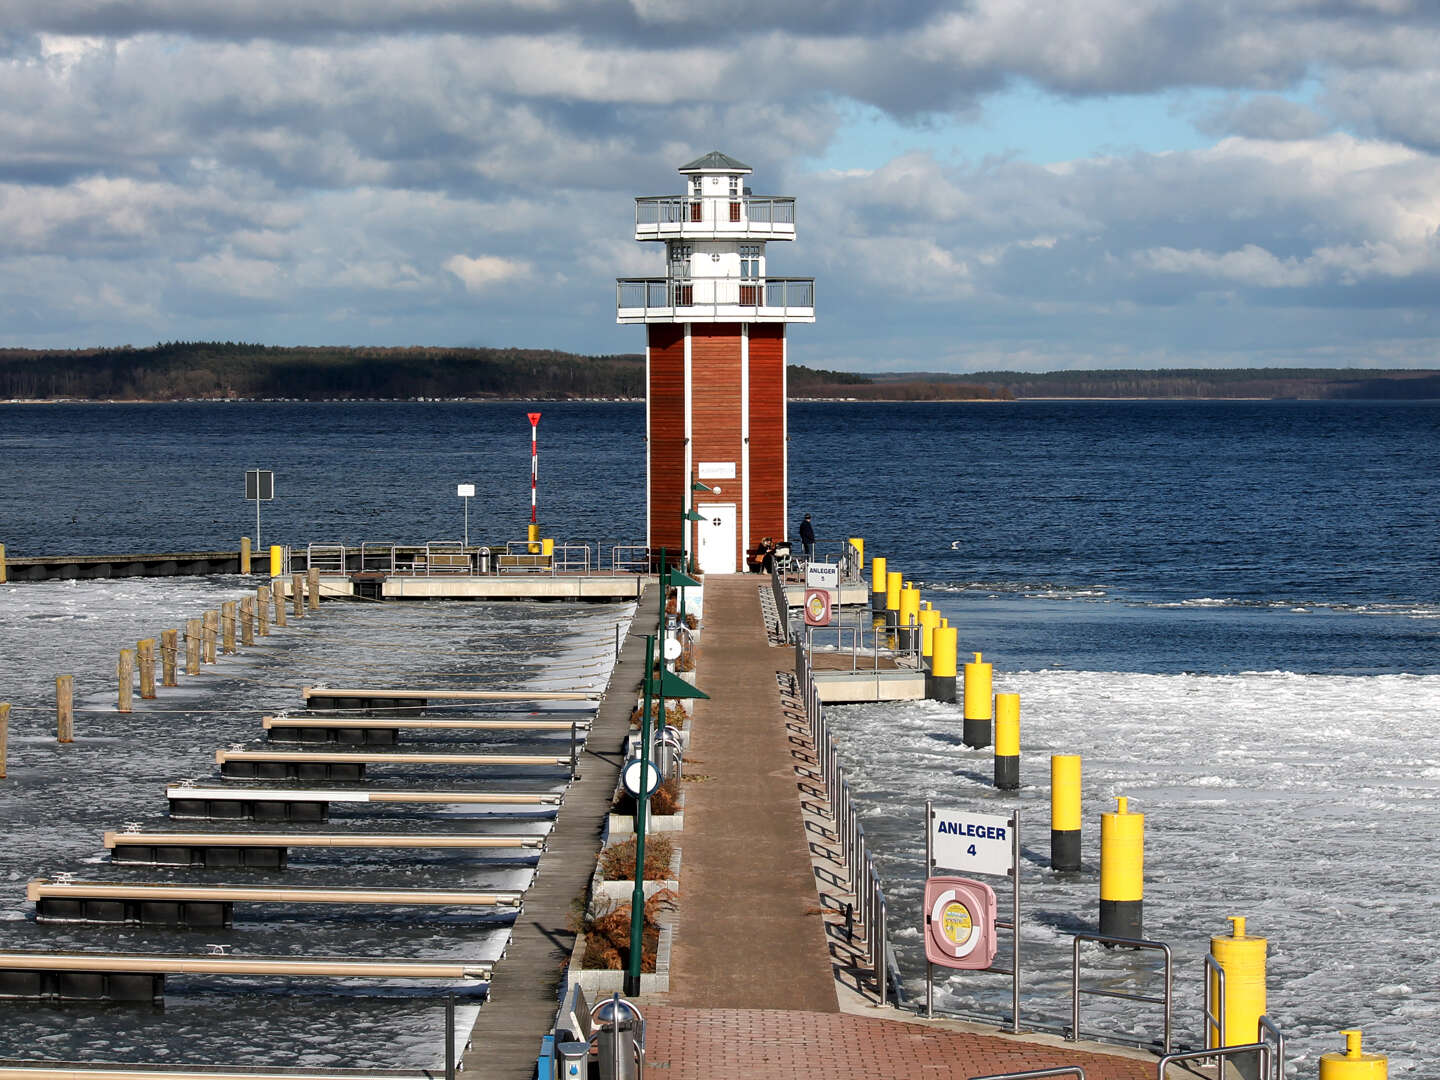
left=644, top=1006, right=1157, bottom=1079
left=638, top=575, right=1173, bottom=1079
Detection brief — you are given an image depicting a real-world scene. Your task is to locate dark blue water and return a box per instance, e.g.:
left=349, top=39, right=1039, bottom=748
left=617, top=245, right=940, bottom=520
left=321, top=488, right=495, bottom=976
left=4, top=399, right=1437, bottom=673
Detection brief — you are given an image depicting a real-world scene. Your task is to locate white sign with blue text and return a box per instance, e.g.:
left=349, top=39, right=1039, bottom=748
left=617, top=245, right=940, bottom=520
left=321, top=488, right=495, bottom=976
left=930, top=807, right=1015, bottom=878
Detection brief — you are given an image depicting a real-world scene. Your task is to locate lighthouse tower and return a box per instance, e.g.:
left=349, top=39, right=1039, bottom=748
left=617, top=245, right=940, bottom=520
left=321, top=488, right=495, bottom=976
left=617, top=151, right=814, bottom=573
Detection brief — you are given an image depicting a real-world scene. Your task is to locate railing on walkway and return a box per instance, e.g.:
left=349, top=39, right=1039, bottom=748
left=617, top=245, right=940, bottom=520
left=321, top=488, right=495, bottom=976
left=609, top=544, right=651, bottom=574
left=305, top=544, right=347, bottom=574
left=969, top=1069, right=1085, bottom=1080
left=287, top=540, right=621, bottom=578
left=794, top=641, right=901, bottom=1007
left=799, top=618, right=922, bottom=673
left=1070, top=933, right=1173, bottom=1055
left=1156, top=1041, right=1274, bottom=1080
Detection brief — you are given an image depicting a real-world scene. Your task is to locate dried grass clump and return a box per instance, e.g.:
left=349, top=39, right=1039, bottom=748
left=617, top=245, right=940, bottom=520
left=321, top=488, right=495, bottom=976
left=599, top=833, right=675, bottom=880
left=578, top=889, right=677, bottom=971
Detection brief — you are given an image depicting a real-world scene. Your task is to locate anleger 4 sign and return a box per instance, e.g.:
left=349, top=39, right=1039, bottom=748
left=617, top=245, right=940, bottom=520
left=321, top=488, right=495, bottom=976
left=929, top=807, right=1015, bottom=878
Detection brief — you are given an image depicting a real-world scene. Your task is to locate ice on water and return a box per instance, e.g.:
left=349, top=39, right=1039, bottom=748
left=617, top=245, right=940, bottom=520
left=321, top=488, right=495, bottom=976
left=0, top=577, right=633, bottom=1070
left=829, top=666, right=1439, bottom=1072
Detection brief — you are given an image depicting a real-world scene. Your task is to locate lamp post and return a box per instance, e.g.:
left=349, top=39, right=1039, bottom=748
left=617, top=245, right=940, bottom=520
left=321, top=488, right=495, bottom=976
left=624, top=635, right=656, bottom=997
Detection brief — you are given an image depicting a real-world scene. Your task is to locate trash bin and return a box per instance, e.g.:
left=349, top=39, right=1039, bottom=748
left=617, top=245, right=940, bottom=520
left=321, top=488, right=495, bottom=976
left=592, top=996, right=642, bottom=1080
left=477, top=547, right=490, bottom=574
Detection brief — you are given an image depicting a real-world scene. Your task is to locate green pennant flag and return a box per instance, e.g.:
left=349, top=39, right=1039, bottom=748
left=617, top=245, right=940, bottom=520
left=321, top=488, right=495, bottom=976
left=646, top=668, right=709, bottom=699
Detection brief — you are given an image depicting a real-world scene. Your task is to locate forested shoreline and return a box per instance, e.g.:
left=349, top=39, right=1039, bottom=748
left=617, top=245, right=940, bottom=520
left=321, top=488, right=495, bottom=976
left=1, top=343, right=1436, bottom=401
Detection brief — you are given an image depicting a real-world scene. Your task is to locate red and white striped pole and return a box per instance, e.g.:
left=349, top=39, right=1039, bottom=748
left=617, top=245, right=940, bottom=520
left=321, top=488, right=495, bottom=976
left=527, top=412, right=541, bottom=551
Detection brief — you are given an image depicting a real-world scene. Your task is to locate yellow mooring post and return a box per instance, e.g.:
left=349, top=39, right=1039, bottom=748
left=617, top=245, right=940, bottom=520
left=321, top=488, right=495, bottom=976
left=870, top=556, right=887, bottom=618
left=1208, top=916, right=1266, bottom=1050
left=160, top=629, right=178, bottom=687
left=240, top=536, right=251, bottom=575
left=884, top=570, right=902, bottom=631
left=56, top=675, right=74, bottom=743
left=1051, top=755, right=1082, bottom=871
left=1100, top=796, right=1143, bottom=941
left=307, top=567, right=320, bottom=611
left=137, top=638, right=156, bottom=699
left=848, top=537, right=864, bottom=569
left=994, top=692, right=1020, bottom=790
left=527, top=522, right=541, bottom=554
left=0, top=702, right=9, bottom=778
left=919, top=606, right=941, bottom=663
left=117, top=648, right=134, bottom=713
left=963, top=651, right=993, bottom=748
left=1320, top=1030, right=1387, bottom=1079
left=928, top=625, right=958, bottom=703
left=898, top=584, right=921, bottom=652
left=269, top=544, right=284, bottom=577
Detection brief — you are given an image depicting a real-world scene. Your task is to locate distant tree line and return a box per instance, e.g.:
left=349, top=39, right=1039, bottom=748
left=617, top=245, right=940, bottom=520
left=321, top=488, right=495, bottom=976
left=2, top=344, right=1435, bottom=401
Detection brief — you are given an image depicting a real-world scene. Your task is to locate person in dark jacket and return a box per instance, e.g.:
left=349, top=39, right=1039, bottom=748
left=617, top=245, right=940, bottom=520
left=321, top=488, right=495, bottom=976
left=799, top=513, right=816, bottom=560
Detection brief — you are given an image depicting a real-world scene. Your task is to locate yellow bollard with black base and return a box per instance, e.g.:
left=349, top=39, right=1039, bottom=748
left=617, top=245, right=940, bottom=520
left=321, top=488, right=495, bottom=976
left=928, top=625, right=958, bottom=702
left=1100, top=796, right=1143, bottom=940
left=1208, top=916, right=1266, bottom=1050
left=898, top=584, right=921, bottom=652
left=870, top=556, right=887, bottom=618
left=919, top=606, right=941, bottom=663
left=269, top=545, right=284, bottom=577
left=1051, top=755, right=1082, bottom=871
left=994, top=692, right=1020, bottom=789
left=884, top=570, right=902, bottom=631
left=1320, top=1030, right=1387, bottom=1079
left=962, top=651, right=993, bottom=748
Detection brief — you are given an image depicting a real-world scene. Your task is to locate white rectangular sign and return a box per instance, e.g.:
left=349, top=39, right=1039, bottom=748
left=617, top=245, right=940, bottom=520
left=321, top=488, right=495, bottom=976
left=805, top=563, right=839, bottom=589
left=931, top=807, right=1015, bottom=878
left=697, top=461, right=736, bottom=480
left=456, top=484, right=475, bottom=497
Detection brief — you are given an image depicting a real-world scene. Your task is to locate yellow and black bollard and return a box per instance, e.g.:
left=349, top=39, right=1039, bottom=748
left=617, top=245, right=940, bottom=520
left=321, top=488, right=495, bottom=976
left=929, top=625, right=958, bottom=702
left=870, top=556, right=887, bottom=618
left=1050, top=755, right=1082, bottom=871
left=994, top=693, right=1020, bottom=789
left=1208, top=916, right=1266, bottom=1049
left=884, top=570, right=902, bottom=631
left=269, top=544, right=284, bottom=577
left=1099, top=796, right=1143, bottom=940
left=898, top=584, right=921, bottom=652
left=962, top=651, right=993, bottom=748
left=848, top=537, right=864, bottom=568
left=1320, top=1030, right=1387, bottom=1079
left=919, top=606, right=941, bottom=664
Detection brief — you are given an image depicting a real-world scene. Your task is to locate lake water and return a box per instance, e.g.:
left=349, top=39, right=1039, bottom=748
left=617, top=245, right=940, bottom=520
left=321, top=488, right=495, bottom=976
left=2, top=398, right=1437, bottom=1073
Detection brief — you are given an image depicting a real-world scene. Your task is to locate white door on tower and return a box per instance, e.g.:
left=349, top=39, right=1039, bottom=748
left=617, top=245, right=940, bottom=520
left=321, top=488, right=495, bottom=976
left=695, top=503, right=737, bottom=574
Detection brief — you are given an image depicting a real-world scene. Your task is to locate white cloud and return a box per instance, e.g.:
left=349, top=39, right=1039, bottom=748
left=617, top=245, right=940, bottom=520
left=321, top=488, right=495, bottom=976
left=443, top=253, right=532, bottom=292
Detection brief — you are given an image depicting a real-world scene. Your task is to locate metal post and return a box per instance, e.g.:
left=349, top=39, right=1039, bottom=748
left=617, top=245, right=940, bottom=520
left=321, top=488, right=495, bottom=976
left=445, top=994, right=455, bottom=1080
left=925, top=798, right=933, bottom=1018
left=625, top=635, right=656, bottom=997
left=1012, top=808, right=1022, bottom=1034
left=528, top=412, right=541, bottom=526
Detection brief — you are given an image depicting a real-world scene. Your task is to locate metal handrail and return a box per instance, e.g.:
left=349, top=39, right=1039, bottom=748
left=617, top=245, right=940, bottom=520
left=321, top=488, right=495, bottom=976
left=1156, top=1041, right=1271, bottom=1079
left=1070, top=933, right=1173, bottom=1054
left=610, top=544, right=650, bottom=574
left=634, top=194, right=796, bottom=229
left=969, top=1069, right=1085, bottom=1080
left=359, top=543, right=395, bottom=573
left=1257, top=1016, right=1286, bottom=1080
left=616, top=276, right=815, bottom=316
left=1204, top=954, right=1226, bottom=1051
left=305, top=544, right=347, bottom=574
left=552, top=543, right=592, bottom=574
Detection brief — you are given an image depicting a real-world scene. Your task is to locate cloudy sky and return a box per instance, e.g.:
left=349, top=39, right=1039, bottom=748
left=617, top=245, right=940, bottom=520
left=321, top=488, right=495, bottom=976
left=4, top=1, right=1440, bottom=372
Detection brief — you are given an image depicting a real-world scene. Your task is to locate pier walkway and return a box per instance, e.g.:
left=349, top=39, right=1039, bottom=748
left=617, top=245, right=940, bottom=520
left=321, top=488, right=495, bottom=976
left=635, top=575, right=1161, bottom=1079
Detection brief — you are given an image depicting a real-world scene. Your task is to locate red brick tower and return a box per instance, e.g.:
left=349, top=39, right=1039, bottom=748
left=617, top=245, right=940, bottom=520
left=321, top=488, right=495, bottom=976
left=617, top=151, right=814, bottom=572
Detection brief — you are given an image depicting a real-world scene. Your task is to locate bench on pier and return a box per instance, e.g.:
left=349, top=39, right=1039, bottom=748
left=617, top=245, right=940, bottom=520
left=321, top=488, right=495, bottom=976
left=214, top=748, right=575, bottom=780
left=27, top=878, right=524, bottom=928
left=263, top=713, right=591, bottom=745
left=0, top=949, right=492, bottom=1003
left=103, top=829, right=546, bottom=869
left=165, top=783, right=563, bottom=822
left=495, top=552, right=552, bottom=573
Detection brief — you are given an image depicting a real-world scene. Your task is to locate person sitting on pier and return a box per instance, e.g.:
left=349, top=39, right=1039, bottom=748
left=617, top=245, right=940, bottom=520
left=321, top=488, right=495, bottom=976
left=747, top=537, right=776, bottom=574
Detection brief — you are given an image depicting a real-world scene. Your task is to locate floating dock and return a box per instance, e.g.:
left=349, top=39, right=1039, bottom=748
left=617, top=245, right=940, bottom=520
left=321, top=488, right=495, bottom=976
left=104, top=829, right=544, bottom=868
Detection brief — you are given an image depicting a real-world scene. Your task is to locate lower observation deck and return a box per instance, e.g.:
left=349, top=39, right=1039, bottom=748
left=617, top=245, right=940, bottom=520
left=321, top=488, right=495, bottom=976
left=616, top=277, right=814, bottom=323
